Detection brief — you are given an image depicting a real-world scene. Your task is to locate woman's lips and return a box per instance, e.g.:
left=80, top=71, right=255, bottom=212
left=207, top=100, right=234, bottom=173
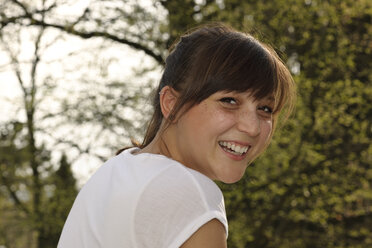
left=218, top=141, right=250, bottom=161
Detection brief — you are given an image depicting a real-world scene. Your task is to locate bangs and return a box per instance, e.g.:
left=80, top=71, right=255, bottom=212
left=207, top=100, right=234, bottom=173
left=142, top=23, right=295, bottom=149
left=168, top=25, right=295, bottom=122
left=190, top=34, right=280, bottom=110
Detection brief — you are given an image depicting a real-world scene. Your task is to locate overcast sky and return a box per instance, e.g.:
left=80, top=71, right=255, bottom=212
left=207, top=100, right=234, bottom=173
left=0, top=0, right=163, bottom=187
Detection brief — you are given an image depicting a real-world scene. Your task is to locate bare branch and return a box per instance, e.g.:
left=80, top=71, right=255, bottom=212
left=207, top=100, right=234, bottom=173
left=34, top=18, right=164, bottom=63
left=1, top=14, right=164, bottom=64
left=29, top=27, right=45, bottom=111
left=1, top=44, right=27, bottom=96
left=10, top=0, right=30, bottom=16
left=0, top=14, right=29, bottom=29
left=0, top=172, right=30, bottom=215
left=70, top=6, right=90, bottom=27
left=36, top=1, right=57, bottom=15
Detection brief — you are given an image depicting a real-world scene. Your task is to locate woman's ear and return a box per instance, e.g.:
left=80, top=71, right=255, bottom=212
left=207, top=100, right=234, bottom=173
left=159, top=86, right=179, bottom=120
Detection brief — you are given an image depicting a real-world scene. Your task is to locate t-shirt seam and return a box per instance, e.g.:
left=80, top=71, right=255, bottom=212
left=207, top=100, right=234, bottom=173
left=169, top=211, right=227, bottom=248
left=176, top=167, right=228, bottom=238
left=130, top=160, right=174, bottom=248
left=176, top=166, right=213, bottom=212
left=128, top=150, right=226, bottom=246
left=126, top=148, right=219, bottom=213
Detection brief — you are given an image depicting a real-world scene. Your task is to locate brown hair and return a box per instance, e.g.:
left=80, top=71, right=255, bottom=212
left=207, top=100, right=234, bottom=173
left=117, top=23, right=295, bottom=155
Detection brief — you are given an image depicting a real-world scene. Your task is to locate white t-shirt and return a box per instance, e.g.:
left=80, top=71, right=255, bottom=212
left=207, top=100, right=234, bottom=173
left=58, top=148, right=228, bottom=248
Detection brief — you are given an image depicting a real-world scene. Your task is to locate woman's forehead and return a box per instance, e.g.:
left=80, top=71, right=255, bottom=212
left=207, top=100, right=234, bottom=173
left=216, top=90, right=275, bottom=101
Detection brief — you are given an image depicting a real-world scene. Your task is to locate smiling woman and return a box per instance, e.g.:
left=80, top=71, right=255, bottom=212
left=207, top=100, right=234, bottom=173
left=166, top=90, right=276, bottom=184
left=58, top=23, right=296, bottom=248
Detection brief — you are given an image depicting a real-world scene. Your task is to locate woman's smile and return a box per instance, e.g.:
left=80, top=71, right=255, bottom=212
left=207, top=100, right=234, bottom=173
left=218, top=141, right=250, bottom=161
left=161, top=90, right=273, bottom=183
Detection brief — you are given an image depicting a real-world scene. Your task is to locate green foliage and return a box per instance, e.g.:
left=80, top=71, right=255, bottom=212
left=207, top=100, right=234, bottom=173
left=0, top=122, right=78, bottom=248
left=206, top=0, right=372, bottom=247
left=1, top=0, right=371, bottom=247
left=220, top=76, right=372, bottom=247
left=37, top=154, right=77, bottom=247
left=0, top=122, right=35, bottom=248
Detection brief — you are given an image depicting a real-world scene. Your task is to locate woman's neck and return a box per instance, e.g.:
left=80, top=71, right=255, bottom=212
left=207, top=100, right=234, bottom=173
left=136, top=128, right=173, bottom=158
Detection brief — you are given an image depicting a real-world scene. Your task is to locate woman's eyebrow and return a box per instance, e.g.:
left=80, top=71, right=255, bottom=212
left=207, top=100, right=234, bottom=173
left=250, top=95, right=275, bottom=102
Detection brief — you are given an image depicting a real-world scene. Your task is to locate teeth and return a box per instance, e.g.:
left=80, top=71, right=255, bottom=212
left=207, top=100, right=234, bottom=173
left=238, top=146, right=244, bottom=153
left=218, top=141, right=249, bottom=155
left=235, top=146, right=241, bottom=153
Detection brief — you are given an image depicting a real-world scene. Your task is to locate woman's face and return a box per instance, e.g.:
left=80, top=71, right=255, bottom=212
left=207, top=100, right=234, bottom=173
left=170, top=90, right=274, bottom=183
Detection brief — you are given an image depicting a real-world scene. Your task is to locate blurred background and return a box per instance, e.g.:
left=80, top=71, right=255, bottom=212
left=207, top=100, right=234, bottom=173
left=0, top=0, right=371, bottom=247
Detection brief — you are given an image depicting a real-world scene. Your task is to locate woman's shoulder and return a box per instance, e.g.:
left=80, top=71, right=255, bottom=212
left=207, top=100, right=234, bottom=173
left=68, top=148, right=227, bottom=247
left=84, top=147, right=226, bottom=218
left=131, top=152, right=228, bottom=248
left=117, top=148, right=220, bottom=189
left=121, top=148, right=224, bottom=200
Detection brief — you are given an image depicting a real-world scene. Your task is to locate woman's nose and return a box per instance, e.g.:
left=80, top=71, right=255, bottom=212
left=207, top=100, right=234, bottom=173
left=236, top=110, right=261, bottom=137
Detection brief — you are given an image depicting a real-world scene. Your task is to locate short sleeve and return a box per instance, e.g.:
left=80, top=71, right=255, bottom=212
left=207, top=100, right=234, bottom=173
left=133, top=165, right=227, bottom=248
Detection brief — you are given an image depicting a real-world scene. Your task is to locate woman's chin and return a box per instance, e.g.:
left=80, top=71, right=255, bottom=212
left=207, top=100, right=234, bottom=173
left=218, top=171, right=245, bottom=184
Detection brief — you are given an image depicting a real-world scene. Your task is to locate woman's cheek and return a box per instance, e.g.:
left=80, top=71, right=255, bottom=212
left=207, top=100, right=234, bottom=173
left=213, top=109, right=236, bottom=127
left=262, top=119, right=273, bottom=140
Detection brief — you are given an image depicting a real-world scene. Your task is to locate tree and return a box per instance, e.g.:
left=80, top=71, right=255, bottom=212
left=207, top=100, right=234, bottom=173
left=205, top=0, right=372, bottom=247
left=1, top=0, right=371, bottom=247
left=1, top=1, right=156, bottom=246
left=0, top=122, right=78, bottom=247
left=0, top=21, right=53, bottom=247
left=0, top=121, right=36, bottom=248
left=38, top=154, right=77, bottom=247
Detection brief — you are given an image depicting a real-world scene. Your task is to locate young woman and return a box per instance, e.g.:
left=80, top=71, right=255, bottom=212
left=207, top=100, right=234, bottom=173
left=58, top=23, right=295, bottom=248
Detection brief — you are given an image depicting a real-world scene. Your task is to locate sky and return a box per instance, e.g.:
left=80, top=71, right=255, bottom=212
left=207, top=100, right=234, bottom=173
left=0, top=0, right=163, bottom=187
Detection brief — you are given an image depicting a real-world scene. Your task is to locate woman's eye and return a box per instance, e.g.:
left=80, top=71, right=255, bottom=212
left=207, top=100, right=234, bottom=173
left=259, top=106, right=273, bottom=114
left=220, top=97, right=237, bottom=105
